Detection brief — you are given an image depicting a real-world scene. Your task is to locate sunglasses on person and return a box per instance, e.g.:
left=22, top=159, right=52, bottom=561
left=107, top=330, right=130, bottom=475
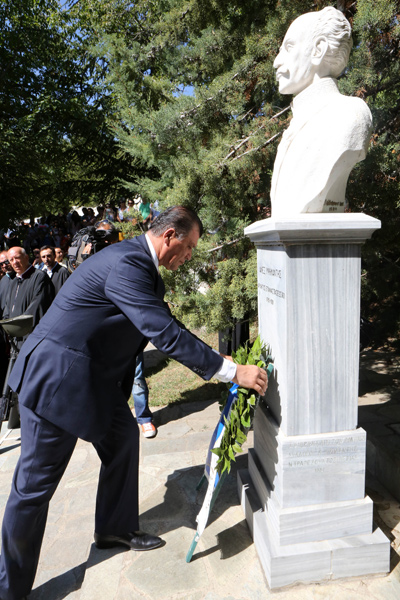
left=0, top=259, right=10, bottom=266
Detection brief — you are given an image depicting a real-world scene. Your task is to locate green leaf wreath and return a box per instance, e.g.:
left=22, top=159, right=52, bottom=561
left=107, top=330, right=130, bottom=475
left=212, top=336, right=273, bottom=475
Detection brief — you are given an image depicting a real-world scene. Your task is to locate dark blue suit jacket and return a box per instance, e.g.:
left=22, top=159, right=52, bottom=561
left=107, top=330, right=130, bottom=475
left=10, top=235, right=223, bottom=442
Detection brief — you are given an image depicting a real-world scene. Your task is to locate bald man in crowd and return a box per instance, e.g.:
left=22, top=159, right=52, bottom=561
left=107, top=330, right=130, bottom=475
left=0, top=251, right=15, bottom=391
left=2, top=247, right=54, bottom=335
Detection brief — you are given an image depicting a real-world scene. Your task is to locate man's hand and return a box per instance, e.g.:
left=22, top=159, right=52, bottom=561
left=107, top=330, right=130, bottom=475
left=233, top=364, right=268, bottom=396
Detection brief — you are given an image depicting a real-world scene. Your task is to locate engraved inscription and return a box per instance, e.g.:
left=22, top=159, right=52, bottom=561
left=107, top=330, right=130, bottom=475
left=323, top=199, right=345, bottom=213
left=258, top=283, right=286, bottom=300
left=259, top=266, right=282, bottom=278
left=258, top=264, right=285, bottom=305
left=285, top=455, right=357, bottom=469
left=284, top=437, right=361, bottom=473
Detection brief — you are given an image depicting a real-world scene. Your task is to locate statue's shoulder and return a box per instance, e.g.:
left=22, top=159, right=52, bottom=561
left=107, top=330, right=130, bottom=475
left=335, top=92, right=372, bottom=123
left=315, top=92, right=373, bottom=143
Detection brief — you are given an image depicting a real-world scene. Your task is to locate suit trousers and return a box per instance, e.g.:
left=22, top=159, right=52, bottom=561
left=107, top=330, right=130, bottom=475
left=0, top=400, right=140, bottom=600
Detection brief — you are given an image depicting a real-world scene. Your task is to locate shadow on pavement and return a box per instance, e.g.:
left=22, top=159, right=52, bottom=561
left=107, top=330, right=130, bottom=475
left=139, top=453, right=252, bottom=560
left=190, top=519, right=253, bottom=562
left=29, top=562, right=87, bottom=600
left=152, top=393, right=223, bottom=427
left=0, top=442, right=21, bottom=454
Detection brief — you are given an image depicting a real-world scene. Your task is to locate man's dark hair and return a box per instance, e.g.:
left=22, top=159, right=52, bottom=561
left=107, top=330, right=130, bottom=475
left=40, top=245, right=55, bottom=255
left=149, top=206, right=203, bottom=239
left=95, top=220, right=115, bottom=231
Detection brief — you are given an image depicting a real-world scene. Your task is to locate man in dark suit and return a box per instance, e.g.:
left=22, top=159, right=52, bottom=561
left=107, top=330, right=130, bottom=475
left=0, top=206, right=267, bottom=600
left=39, top=245, right=69, bottom=295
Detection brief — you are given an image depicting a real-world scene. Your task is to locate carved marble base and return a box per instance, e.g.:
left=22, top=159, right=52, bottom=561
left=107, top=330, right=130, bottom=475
left=253, top=402, right=367, bottom=508
left=244, top=213, right=382, bottom=437
left=238, top=469, right=390, bottom=590
left=248, top=448, right=373, bottom=545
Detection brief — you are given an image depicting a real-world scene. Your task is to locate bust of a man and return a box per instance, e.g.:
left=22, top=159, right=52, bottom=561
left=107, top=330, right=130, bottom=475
left=270, top=7, right=372, bottom=217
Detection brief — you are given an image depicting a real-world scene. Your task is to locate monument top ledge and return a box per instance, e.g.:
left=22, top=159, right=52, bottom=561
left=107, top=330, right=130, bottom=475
left=244, top=213, right=381, bottom=245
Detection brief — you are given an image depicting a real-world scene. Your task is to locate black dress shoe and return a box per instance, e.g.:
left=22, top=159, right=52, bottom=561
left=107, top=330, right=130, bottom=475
left=94, top=530, right=163, bottom=551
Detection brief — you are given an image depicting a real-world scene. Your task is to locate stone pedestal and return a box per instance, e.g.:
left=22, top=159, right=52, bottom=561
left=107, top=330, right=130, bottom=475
left=238, top=214, right=390, bottom=589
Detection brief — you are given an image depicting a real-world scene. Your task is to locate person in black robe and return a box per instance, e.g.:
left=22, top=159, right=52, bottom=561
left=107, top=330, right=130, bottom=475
left=0, top=251, right=15, bottom=390
left=0, top=252, right=15, bottom=318
left=39, top=246, right=69, bottom=295
left=3, top=247, right=54, bottom=335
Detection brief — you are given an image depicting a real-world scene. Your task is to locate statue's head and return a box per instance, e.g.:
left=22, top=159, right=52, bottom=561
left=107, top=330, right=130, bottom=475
left=274, top=7, right=352, bottom=96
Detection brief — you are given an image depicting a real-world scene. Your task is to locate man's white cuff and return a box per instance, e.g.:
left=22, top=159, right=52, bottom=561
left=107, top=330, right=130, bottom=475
left=213, top=356, right=237, bottom=383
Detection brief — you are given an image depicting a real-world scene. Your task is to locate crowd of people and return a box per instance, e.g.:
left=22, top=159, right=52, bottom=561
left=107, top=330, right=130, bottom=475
left=0, top=205, right=268, bottom=600
left=0, top=196, right=160, bottom=261
left=0, top=198, right=161, bottom=438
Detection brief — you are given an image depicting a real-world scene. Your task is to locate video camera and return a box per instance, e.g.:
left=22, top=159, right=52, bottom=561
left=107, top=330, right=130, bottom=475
left=67, top=224, right=119, bottom=271
left=92, top=227, right=119, bottom=251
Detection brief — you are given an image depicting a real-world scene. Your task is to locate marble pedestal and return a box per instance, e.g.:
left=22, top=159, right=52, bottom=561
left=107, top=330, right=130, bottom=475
left=239, top=214, right=390, bottom=589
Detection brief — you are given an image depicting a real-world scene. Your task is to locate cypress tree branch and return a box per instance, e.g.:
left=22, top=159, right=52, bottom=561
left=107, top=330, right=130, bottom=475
left=229, top=132, right=282, bottom=163
left=221, top=106, right=290, bottom=164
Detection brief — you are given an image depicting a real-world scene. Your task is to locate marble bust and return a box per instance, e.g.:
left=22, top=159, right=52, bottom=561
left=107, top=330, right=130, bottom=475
left=270, top=7, right=373, bottom=217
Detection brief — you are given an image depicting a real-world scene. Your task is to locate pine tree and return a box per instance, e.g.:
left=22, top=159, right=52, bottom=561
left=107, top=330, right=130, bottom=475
left=93, top=0, right=400, bottom=344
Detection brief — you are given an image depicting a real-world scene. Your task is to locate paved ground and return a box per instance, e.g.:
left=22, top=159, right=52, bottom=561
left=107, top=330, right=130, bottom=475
left=0, top=346, right=399, bottom=600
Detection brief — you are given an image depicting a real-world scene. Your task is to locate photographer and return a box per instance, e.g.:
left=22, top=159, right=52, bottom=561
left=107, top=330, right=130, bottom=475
left=67, top=219, right=120, bottom=271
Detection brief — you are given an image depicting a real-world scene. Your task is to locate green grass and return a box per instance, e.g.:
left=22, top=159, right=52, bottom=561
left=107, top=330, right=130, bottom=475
left=128, top=324, right=258, bottom=409
left=147, top=362, right=227, bottom=407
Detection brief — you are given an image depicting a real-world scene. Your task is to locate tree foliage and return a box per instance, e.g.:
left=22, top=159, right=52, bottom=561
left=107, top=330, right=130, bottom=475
left=341, top=0, right=400, bottom=345
left=93, top=0, right=399, bottom=343
left=0, top=0, right=138, bottom=227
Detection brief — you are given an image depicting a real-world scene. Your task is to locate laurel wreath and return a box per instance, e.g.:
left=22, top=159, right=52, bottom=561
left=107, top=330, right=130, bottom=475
left=212, top=335, right=273, bottom=475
